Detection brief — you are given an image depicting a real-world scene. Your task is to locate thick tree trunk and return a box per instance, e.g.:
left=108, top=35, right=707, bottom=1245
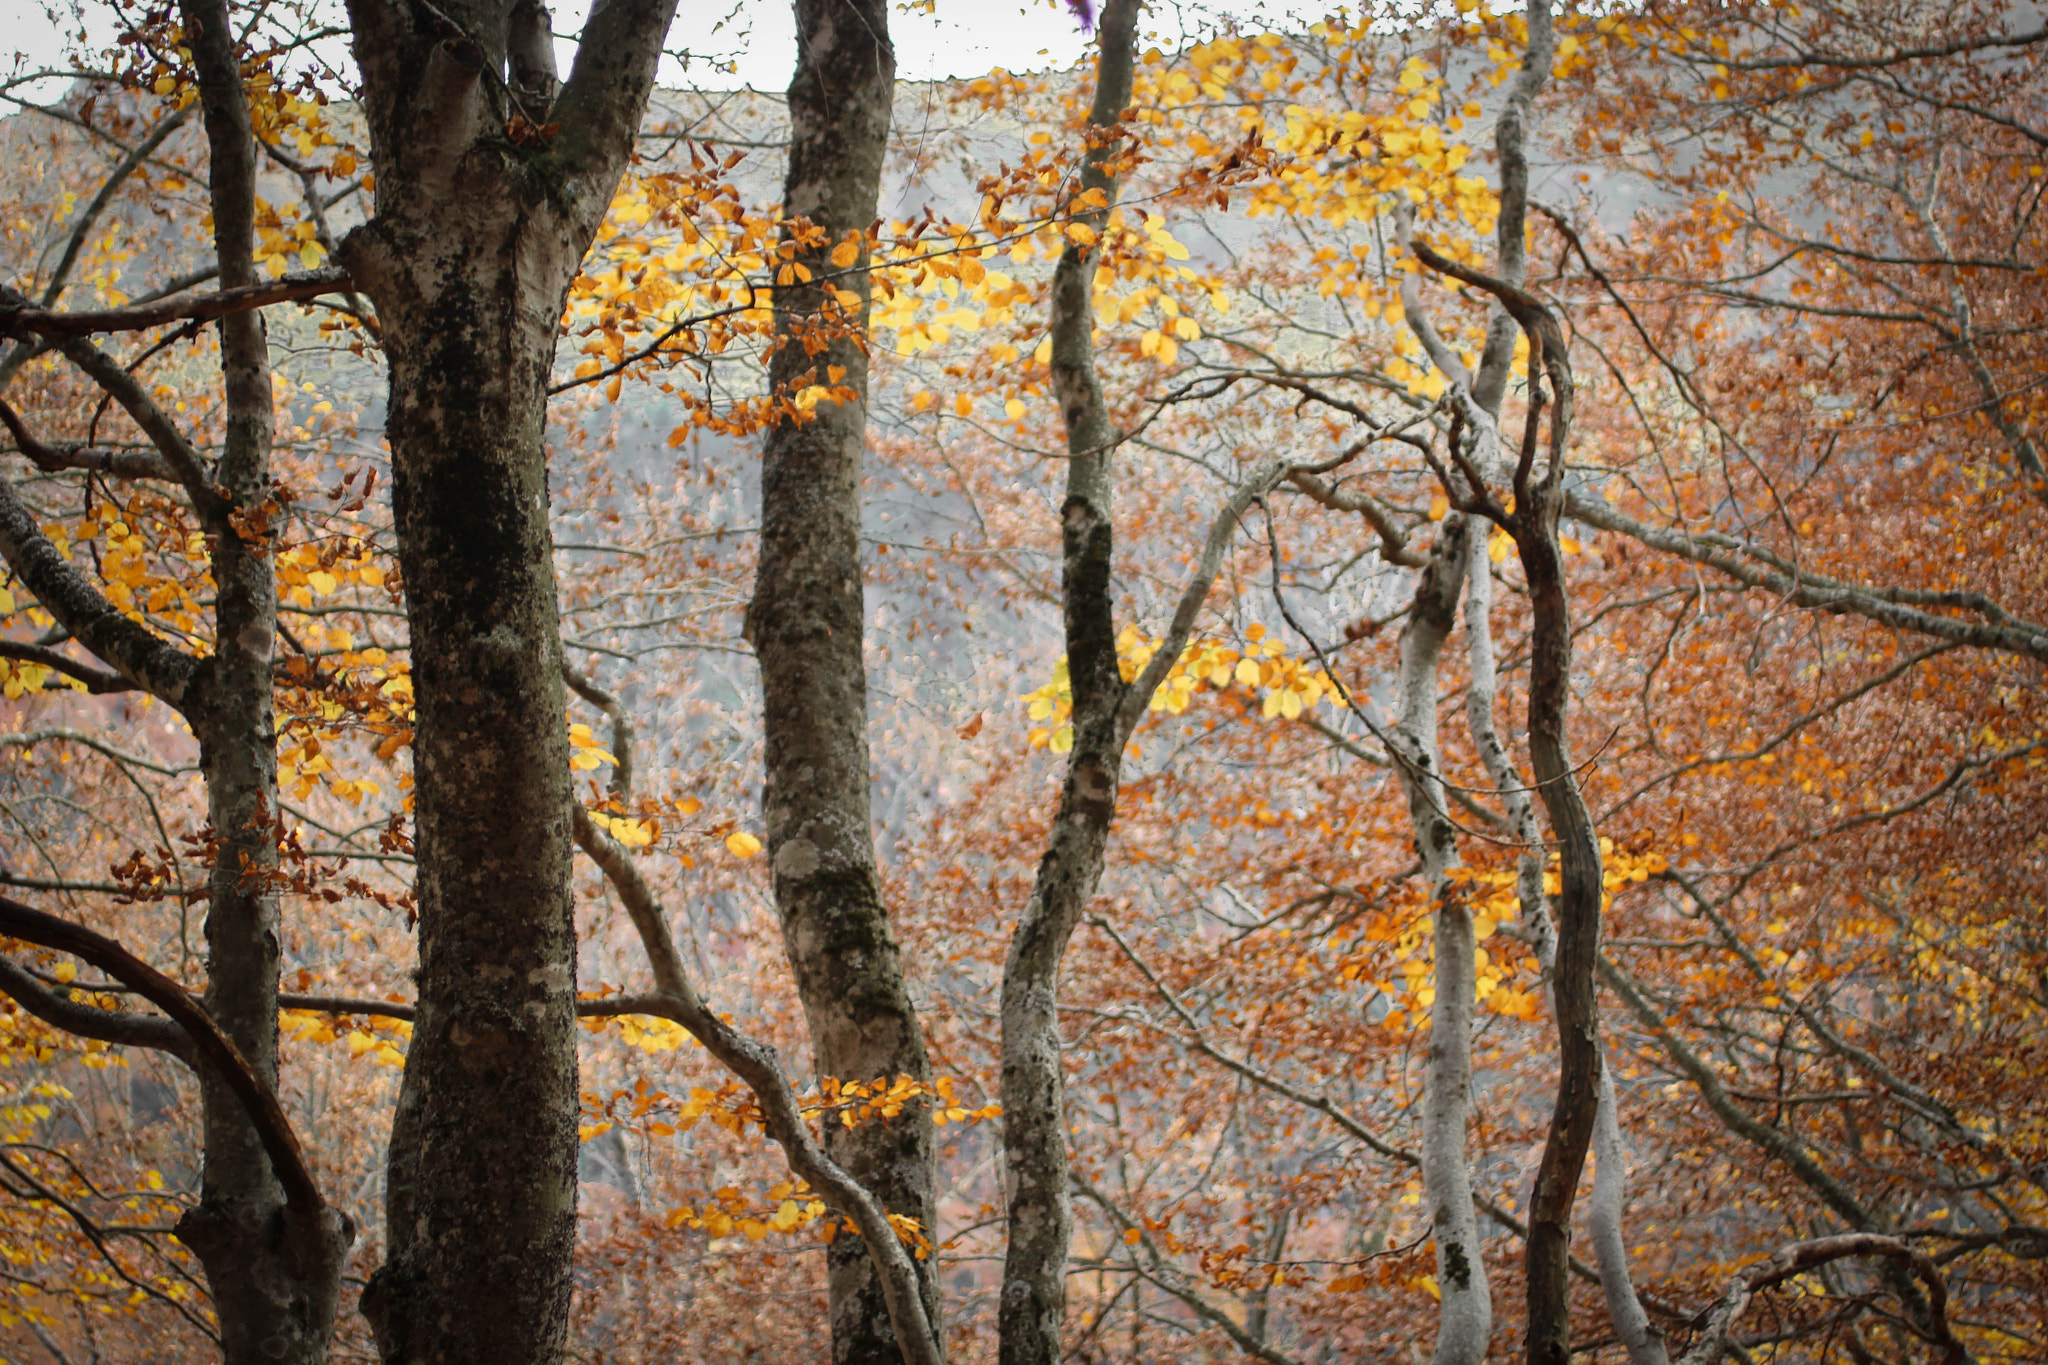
left=357, top=273, right=581, bottom=1365
left=172, top=2, right=353, bottom=1356
left=751, top=6, right=939, bottom=1362
left=996, top=8, right=1140, bottom=1363
left=339, top=0, right=676, bottom=1356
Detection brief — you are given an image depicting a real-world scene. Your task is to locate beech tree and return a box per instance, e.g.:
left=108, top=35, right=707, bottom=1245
left=0, top=0, right=2042, bottom=1363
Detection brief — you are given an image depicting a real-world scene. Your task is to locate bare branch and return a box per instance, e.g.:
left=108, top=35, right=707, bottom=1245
left=0, top=269, right=353, bottom=338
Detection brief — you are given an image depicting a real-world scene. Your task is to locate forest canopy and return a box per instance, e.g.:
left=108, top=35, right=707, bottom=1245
left=0, top=0, right=2041, bottom=1362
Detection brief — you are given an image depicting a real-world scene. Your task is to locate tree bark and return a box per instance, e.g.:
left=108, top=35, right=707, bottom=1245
left=167, top=3, right=354, bottom=1357
left=996, top=5, right=1141, bottom=1364
left=338, top=0, right=677, bottom=1358
left=749, top=5, right=938, bottom=1362
left=1464, top=539, right=1663, bottom=1365
left=1384, top=516, right=1495, bottom=1365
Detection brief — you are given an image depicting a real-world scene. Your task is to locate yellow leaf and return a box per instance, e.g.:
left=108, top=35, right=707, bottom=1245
left=726, top=831, right=763, bottom=858
left=1489, top=530, right=1512, bottom=564
left=1034, top=334, right=1053, bottom=365
left=953, top=393, right=973, bottom=418
left=1429, top=493, right=1449, bottom=521
left=1123, top=1228, right=1143, bottom=1244
left=829, top=239, right=862, bottom=268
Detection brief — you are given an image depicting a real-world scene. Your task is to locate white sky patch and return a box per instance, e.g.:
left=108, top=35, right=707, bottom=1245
left=3, top=0, right=1333, bottom=106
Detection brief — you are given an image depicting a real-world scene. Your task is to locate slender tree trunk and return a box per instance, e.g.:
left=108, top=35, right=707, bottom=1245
left=1507, top=336, right=1600, bottom=1365
left=171, top=2, right=353, bottom=1356
left=1386, top=517, right=1493, bottom=1365
left=997, top=7, right=1140, bottom=1363
left=339, top=0, right=677, bottom=1355
left=750, top=6, right=939, bottom=1362
left=1464, top=533, right=1663, bottom=1365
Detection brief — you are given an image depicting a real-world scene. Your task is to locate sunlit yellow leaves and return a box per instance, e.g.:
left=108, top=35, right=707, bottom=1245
left=283, top=1009, right=409, bottom=1067
left=1023, top=624, right=1347, bottom=753
left=568, top=722, right=616, bottom=771
left=600, top=814, right=657, bottom=847
left=725, top=830, right=763, bottom=858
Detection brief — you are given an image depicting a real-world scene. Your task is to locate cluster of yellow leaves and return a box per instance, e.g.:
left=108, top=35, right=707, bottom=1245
left=276, top=537, right=387, bottom=612
left=46, top=495, right=209, bottom=639
left=275, top=651, right=409, bottom=805
left=0, top=1052, right=179, bottom=1326
left=1331, top=885, right=1539, bottom=1031
left=1024, top=623, right=1347, bottom=752
left=252, top=198, right=326, bottom=277
left=664, top=1178, right=831, bottom=1243
left=659, top=1178, right=939, bottom=1260
left=567, top=722, right=616, bottom=772
left=577, top=786, right=763, bottom=862
left=815, top=1074, right=1001, bottom=1130
left=281, top=1008, right=410, bottom=1068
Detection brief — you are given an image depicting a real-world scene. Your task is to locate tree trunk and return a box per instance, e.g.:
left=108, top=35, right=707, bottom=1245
left=172, top=2, right=353, bottom=1356
left=1386, top=517, right=1493, bottom=1365
left=996, top=7, right=1140, bottom=1363
left=751, top=5, right=939, bottom=1362
left=339, top=0, right=678, bottom=1356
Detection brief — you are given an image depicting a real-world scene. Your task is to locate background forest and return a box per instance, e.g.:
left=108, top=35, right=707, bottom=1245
left=0, top=0, right=2041, bottom=1362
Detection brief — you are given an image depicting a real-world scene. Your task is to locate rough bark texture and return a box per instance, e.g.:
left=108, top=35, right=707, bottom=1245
left=338, top=0, right=676, bottom=1358
left=749, top=6, right=938, bottom=1362
left=169, top=4, right=355, bottom=1357
left=997, top=5, right=1141, bottom=1363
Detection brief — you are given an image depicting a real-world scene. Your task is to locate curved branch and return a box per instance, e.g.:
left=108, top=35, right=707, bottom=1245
left=0, top=956, right=193, bottom=1062
left=1675, top=1234, right=1963, bottom=1365
left=0, top=639, right=133, bottom=694
left=0, top=895, right=322, bottom=1216
left=0, top=473, right=206, bottom=709
left=568, top=808, right=944, bottom=1365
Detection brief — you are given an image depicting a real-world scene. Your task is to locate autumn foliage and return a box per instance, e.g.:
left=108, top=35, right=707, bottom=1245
left=0, top=0, right=2041, bottom=1361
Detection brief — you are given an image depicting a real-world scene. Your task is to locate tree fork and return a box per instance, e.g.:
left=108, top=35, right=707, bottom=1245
left=339, top=0, right=681, bottom=1356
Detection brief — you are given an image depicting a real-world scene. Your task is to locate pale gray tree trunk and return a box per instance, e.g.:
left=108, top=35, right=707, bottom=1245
left=749, top=5, right=941, bottom=1362
left=337, top=0, right=678, bottom=1357
left=1384, top=516, right=1493, bottom=1365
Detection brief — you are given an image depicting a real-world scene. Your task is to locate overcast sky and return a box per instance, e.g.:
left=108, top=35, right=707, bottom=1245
left=3, top=0, right=1329, bottom=104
